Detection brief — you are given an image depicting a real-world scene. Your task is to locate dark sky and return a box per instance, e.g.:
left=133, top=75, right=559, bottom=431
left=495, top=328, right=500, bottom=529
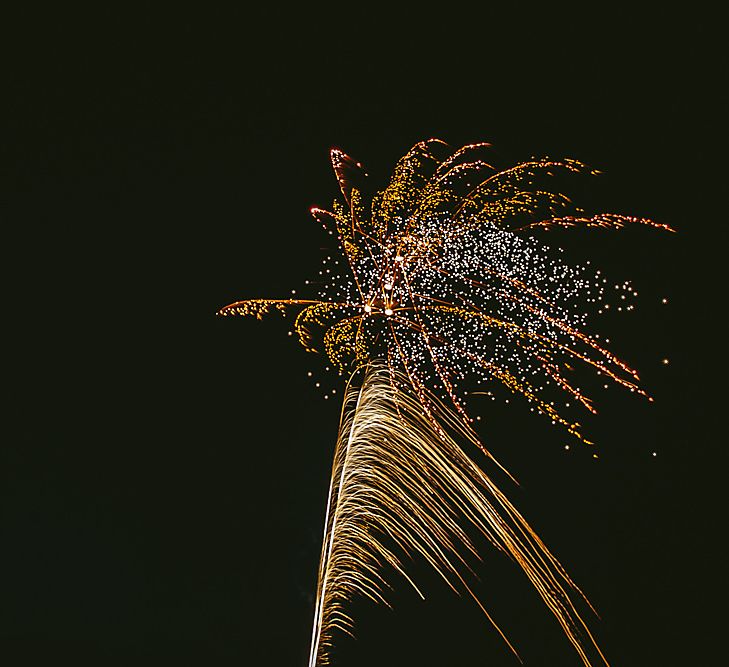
left=5, top=8, right=722, bottom=666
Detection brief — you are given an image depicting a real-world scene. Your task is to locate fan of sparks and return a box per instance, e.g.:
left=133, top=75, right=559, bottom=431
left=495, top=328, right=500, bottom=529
left=219, top=139, right=672, bottom=445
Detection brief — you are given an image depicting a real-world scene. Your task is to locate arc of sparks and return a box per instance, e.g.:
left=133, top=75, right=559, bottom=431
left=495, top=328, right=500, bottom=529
left=308, top=363, right=609, bottom=667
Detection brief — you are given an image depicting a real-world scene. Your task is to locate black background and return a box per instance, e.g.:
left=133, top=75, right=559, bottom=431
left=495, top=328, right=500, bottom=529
left=5, top=8, right=722, bottom=666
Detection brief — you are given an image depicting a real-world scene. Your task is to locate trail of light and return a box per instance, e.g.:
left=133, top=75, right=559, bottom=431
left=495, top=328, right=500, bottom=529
left=308, top=364, right=608, bottom=666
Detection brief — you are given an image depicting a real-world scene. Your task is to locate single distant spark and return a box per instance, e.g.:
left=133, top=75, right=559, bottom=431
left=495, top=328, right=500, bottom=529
left=219, top=139, right=671, bottom=666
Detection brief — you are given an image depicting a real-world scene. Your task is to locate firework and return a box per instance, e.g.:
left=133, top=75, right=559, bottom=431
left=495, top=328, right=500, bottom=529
left=219, top=140, right=670, bottom=665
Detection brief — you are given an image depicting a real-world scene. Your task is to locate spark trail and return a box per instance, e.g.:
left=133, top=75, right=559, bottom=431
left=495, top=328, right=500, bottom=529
left=309, top=363, right=607, bottom=666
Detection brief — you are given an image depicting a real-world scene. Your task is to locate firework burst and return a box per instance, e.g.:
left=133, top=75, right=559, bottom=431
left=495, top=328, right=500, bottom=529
left=219, top=139, right=671, bottom=665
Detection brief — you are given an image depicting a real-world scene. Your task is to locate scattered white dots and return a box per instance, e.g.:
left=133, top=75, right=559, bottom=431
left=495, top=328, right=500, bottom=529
left=272, top=146, right=664, bottom=449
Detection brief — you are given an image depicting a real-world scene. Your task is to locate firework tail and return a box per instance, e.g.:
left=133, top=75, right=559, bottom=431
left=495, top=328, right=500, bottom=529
left=308, top=362, right=608, bottom=667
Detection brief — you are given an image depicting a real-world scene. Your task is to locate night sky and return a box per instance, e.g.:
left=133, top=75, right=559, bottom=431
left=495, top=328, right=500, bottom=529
left=5, top=9, right=722, bottom=666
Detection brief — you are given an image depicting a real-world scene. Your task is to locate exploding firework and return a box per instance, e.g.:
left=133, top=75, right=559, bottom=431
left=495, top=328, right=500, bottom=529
left=219, top=140, right=671, bottom=665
